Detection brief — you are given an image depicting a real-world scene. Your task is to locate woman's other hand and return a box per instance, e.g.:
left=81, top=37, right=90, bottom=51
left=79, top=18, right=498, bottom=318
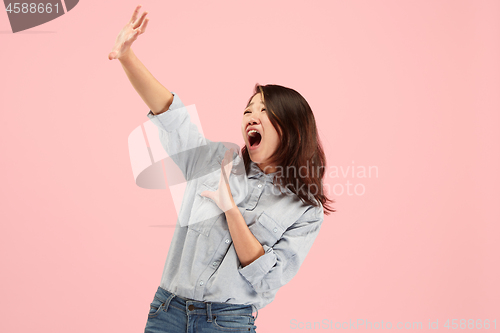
left=108, top=5, right=149, bottom=60
left=200, top=149, right=237, bottom=212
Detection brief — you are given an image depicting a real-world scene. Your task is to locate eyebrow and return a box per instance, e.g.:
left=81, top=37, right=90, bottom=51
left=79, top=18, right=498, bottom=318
left=245, top=101, right=266, bottom=108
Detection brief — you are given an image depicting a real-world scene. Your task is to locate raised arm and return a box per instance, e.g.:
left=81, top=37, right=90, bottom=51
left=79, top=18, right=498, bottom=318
left=108, top=5, right=173, bottom=114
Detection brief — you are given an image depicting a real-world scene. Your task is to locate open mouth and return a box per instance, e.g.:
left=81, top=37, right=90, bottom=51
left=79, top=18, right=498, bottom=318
left=248, top=129, right=262, bottom=149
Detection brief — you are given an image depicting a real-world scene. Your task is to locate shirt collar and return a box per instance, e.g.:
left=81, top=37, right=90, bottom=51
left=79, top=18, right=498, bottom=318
left=248, top=161, right=277, bottom=183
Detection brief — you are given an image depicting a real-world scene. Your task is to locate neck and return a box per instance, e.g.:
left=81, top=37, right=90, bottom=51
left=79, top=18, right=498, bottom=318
left=258, top=163, right=277, bottom=174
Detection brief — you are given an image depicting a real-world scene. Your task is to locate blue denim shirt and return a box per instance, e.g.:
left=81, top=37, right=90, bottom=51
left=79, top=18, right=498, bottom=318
left=146, top=92, right=324, bottom=310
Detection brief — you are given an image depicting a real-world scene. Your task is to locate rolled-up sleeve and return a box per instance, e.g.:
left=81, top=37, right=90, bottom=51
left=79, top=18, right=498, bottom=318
left=146, top=92, right=227, bottom=181
left=146, top=92, right=188, bottom=131
left=237, top=205, right=324, bottom=294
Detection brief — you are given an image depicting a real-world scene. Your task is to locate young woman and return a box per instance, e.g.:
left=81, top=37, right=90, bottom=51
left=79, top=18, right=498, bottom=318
left=109, top=5, right=335, bottom=333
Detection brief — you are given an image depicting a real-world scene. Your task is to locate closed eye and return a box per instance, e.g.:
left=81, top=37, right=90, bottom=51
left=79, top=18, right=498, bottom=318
left=244, top=108, right=266, bottom=114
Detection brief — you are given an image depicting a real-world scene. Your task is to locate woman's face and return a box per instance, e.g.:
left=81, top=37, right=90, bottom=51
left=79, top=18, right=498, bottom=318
left=241, top=93, right=281, bottom=173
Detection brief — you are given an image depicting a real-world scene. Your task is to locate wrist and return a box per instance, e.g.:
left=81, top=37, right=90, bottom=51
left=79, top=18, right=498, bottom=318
left=118, top=48, right=134, bottom=63
left=225, top=205, right=240, bottom=219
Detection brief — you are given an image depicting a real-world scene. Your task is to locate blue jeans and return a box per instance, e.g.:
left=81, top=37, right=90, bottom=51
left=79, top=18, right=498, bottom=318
left=144, top=286, right=258, bottom=333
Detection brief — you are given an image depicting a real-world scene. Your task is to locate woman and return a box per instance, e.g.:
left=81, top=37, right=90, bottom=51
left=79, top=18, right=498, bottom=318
left=109, top=5, right=335, bottom=333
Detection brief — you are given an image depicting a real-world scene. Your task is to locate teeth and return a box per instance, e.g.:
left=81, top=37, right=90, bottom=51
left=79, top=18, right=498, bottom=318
left=248, top=129, right=259, bottom=137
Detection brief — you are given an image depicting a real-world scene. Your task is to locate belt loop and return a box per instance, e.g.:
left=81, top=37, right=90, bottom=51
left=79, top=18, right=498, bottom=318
left=162, top=293, right=175, bottom=313
left=206, top=302, right=213, bottom=322
left=251, top=304, right=258, bottom=320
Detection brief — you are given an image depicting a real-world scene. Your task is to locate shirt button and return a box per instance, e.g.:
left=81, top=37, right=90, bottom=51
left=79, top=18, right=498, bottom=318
left=273, top=227, right=278, bottom=233
left=225, top=239, right=230, bottom=243
left=257, top=184, right=262, bottom=188
left=199, top=281, right=204, bottom=286
left=212, top=262, right=218, bottom=266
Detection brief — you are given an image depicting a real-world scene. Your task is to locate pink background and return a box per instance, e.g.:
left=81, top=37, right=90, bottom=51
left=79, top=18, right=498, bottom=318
left=1, top=0, right=499, bottom=332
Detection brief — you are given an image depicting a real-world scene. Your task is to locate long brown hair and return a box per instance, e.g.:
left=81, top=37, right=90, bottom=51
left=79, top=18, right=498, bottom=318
left=241, top=83, right=336, bottom=215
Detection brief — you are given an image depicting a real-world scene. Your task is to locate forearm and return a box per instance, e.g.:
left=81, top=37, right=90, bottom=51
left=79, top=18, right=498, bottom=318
left=118, top=49, right=173, bottom=114
left=225, top=206, right=265, bottom=267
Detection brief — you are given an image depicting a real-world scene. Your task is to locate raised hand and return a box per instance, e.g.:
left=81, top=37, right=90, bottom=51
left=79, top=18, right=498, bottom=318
left=200, top=149, right=237, bottom=213
left=108, top=5, right=150, bottom=60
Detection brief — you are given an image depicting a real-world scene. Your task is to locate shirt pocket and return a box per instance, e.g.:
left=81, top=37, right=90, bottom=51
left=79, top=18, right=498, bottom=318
left=248, top=212, right=285, bottom=247
left=188, top=182, right=223, bottom=237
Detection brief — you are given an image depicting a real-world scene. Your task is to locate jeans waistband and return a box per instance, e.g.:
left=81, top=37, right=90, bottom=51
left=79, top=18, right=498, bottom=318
left=156, top=286, right=258, bottom=320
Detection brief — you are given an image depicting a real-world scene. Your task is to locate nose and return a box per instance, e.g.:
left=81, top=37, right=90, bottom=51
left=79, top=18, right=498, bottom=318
left=247, top=115, right=261, bottom=126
